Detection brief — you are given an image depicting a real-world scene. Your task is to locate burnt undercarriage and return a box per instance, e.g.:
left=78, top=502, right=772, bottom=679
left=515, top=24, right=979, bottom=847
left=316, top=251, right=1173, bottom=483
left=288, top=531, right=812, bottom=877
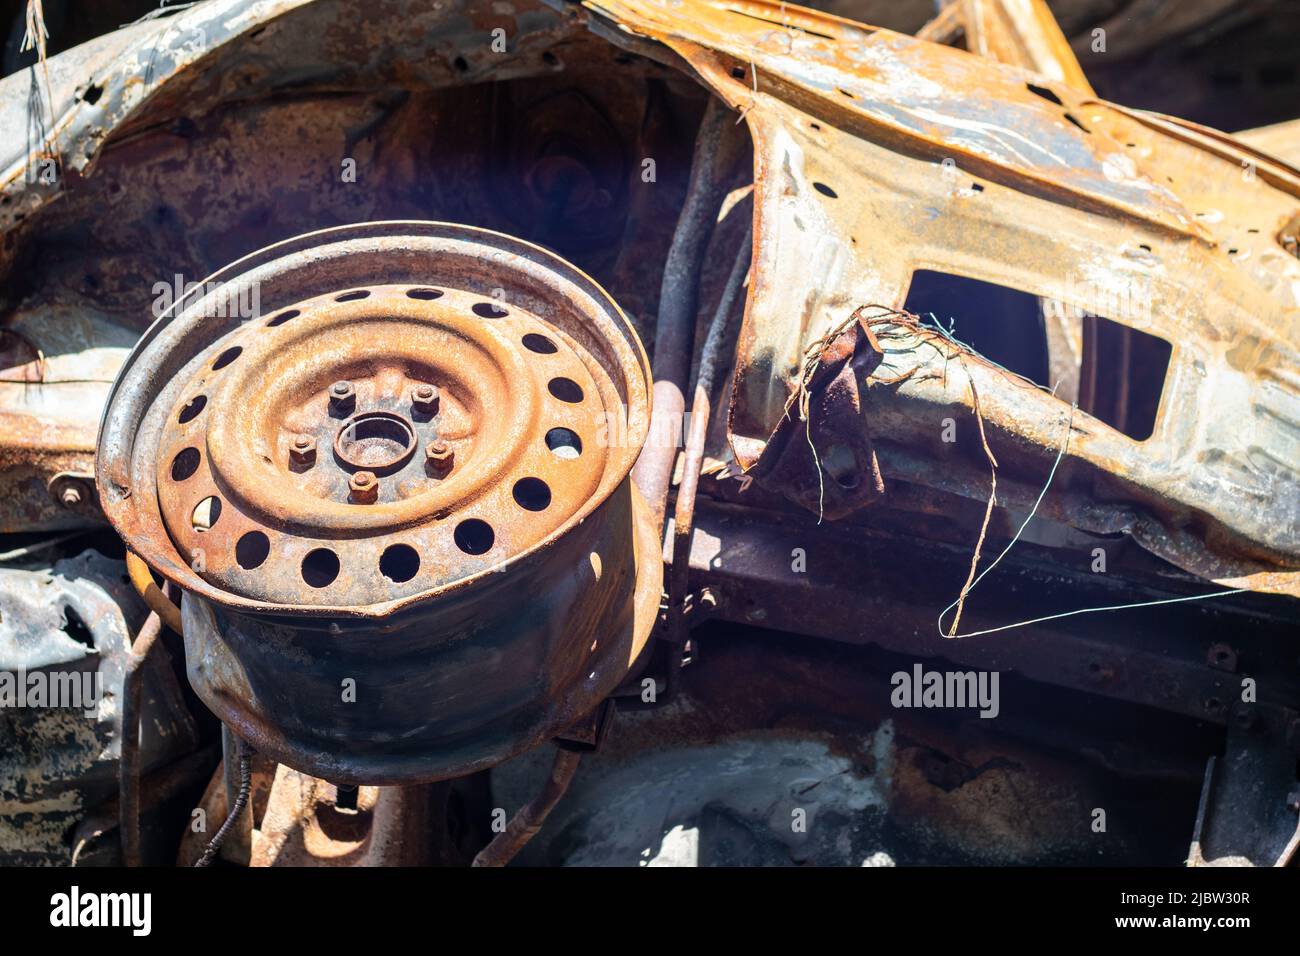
left=0, top=0, right=1297, bottom=872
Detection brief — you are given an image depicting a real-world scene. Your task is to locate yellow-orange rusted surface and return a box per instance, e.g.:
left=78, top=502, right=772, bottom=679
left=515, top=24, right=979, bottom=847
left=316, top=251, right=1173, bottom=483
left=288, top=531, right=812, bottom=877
left=587, top=0, right=1300, bottom=594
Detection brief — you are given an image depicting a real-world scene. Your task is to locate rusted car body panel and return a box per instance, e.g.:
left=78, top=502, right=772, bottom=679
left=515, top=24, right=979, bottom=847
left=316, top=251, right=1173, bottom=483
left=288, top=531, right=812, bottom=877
left=584, top=0, right=1300, bottom=595
left=918, top=0, right=1095, bottom=94
left=3, top=0, right=1296, bottom=591
left=1240, top=119, right=1300, bottom=170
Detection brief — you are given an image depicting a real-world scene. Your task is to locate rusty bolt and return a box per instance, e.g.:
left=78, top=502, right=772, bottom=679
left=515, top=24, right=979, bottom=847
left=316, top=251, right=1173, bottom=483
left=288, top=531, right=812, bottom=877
left=290, top=435, right=317, bottom=465
left=349, top=470, right=378, bottom=503
left=49, top=474, right=94, bottom=512
left=329, top=380, right=356, bottom=415
left=426, top=439, right=453, bottom=473
left=411, top=383, right=440, bottom=416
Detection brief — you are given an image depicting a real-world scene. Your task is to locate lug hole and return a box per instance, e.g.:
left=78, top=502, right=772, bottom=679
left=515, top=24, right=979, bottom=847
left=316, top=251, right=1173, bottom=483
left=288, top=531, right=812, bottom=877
left=472, top=302, right=508, bottom=319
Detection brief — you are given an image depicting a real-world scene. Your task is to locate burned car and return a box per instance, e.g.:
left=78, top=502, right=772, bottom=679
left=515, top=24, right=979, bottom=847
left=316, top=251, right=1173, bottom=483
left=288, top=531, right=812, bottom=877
left=0, top=0, right=1297, bottom=870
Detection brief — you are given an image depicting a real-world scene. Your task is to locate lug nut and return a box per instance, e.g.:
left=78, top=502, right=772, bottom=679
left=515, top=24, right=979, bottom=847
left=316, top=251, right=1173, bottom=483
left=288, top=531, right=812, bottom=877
left=426, top=439, right=453, bottom=474
left=349, top=470, right=378, bottom=503
left=290, top=435, right=317, bottom=466
left=411, top=383, right=440, bottom=416
left=329, top=380, right=356, bottom=415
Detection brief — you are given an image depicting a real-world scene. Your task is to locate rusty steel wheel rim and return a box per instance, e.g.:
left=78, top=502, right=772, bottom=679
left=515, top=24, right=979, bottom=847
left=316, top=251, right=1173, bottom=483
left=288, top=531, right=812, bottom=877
left=98, top=221, right=652, bottom=616
left=97, top=221, right=657, bottom=783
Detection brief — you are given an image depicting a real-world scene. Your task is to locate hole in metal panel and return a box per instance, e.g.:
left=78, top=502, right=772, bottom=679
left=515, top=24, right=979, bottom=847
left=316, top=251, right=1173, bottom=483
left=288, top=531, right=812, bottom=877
left=302, top=548, right=340, bottom=588
left=548, top=377, right=584, bottom=403
left=512, top=477, right=552, bottom=512
left=380, top=543, right=420, bottom=583
left=454, top=519, right=495, bottom=555
left=178, top=395, right=207, bottom=424
left=171, top=447, right=201, bottom=481
left=545, top=427, right=582, bottom=459
left=236, top=531, right=270, bottom=570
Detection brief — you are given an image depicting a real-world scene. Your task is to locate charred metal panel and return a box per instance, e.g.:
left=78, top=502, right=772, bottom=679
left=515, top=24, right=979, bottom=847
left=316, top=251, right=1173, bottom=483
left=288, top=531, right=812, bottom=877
left=0, top=551, right=198, bottom=864
left=582, top=0, right=1300, bottom=595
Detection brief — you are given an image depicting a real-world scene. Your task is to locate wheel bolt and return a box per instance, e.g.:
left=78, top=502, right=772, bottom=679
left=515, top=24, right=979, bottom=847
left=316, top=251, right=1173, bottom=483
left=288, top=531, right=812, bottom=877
left=411, top=383, right=439, bottom=416
left=349, top=470, right=378, bottom=503
left=329, top=380, right=356, bottom=415
left=426, top=439, right=453, bottom=474
left=290, top=435, right=317, bottom=466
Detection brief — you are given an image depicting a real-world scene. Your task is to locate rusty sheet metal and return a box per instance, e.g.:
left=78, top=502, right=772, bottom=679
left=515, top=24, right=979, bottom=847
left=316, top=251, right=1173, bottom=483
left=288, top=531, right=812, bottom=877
left=0, top=412, right=96, bottom=532
left=0, top=0, right=589, bottom=287
left=0, top=311, right=137, bottom=531
left=0, top=1, right=312, bottom=239
left=919, top=0, right=1095, bottom=95
left=1239, top=119, right=1300, bottom=170
left=582, top=0, right=1300, bottom=595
